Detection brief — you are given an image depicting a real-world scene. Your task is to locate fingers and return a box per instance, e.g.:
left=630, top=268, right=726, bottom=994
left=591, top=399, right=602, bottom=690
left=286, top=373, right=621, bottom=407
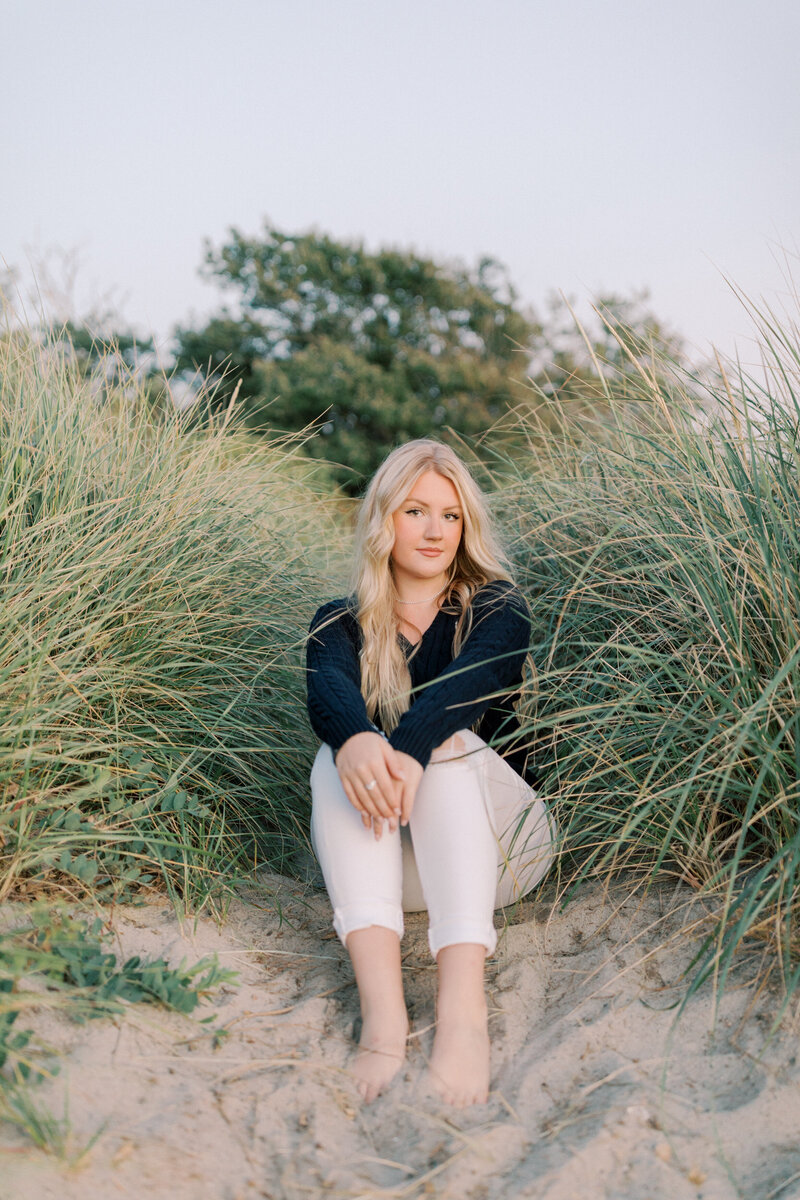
left=371, top=814, right=390, bottom=840
left=385, top=754, right=407, bottom=781
left=335, top=734, right=408, bottom=839
left=341, top=766, right=393, bottom=817
left=387, top=751, right=422, bottom=826
left=363, top=767, right=401, bottom=820
left=399, top=777, right=415, bottom=827
left=357, top=768, right=400, bottom=821
left=341, top=775, right=400, bottom=841
left=341, top=776, right=379, bottom=820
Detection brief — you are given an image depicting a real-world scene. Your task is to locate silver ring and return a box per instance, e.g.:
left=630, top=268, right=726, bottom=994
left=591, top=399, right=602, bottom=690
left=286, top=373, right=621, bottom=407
left=365, top=779, right=377, bottom=791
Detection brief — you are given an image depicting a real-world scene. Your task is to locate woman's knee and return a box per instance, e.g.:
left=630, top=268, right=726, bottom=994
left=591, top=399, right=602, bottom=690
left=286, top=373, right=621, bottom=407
left=429, top=729, right=485, bottom=763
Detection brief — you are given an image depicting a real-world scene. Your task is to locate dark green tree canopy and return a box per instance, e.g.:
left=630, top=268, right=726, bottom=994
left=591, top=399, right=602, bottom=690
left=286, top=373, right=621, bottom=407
left=193, top=225, right=534, bottom=366
left=172, top=224, right=695, bottom=491
left=173, top=224, right=541, bottom=490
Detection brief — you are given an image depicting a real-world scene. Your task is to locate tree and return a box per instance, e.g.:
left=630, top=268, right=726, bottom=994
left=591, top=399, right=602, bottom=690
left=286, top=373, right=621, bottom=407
left=172, top=224, right=541, bottom=490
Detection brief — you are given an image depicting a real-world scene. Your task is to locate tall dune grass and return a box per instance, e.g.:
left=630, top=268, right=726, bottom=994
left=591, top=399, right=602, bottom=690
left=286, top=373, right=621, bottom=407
left=6, top=295, right=800, bottom=1009
left=0, top=323, right=337, bottom=911
left=494, top=304, right=800, bottom=1000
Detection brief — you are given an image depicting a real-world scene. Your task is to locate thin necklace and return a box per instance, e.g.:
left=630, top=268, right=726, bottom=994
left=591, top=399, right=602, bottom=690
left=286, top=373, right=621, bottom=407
left=395, top=585, right=447, bottom=606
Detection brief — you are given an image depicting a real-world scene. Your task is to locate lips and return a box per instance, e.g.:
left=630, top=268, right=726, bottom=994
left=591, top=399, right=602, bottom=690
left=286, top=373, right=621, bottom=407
left=417, top=549, right=443, bottom=557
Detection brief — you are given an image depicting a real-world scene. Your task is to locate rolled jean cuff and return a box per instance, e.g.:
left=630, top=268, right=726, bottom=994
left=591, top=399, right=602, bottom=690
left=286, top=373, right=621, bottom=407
left=427, top=917, right=498, bottom=959
left=332, top=900, right=404, bottom=946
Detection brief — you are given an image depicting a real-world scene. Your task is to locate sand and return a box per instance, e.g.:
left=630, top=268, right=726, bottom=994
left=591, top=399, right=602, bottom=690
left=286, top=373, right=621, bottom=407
left=1, top=870, right=799, bottom=1200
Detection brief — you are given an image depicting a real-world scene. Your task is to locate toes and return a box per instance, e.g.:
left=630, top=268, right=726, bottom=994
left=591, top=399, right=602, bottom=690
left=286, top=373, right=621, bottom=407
left=431, top=1081, right=488, bottom=1107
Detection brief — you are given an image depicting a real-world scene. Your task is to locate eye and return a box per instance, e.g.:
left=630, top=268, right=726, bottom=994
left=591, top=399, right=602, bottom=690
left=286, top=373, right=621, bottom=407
left=401, top=507, right=461, bottom=520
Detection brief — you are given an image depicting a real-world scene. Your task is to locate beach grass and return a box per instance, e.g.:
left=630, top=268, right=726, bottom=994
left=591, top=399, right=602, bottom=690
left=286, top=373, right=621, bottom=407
left=0, top=320, right=338, bottom=914
left=0, top=317, right=347, bottom=1147
left=490, top=297, right=800, bottom=1003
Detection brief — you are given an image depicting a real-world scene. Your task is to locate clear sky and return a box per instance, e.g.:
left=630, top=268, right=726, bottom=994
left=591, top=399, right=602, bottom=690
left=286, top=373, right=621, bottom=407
left=4, top=0, right=798, bottom=363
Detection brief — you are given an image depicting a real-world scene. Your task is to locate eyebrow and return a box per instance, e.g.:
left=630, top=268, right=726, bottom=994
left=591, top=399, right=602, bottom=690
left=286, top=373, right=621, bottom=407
left=404, top=497, right=463, bottom=509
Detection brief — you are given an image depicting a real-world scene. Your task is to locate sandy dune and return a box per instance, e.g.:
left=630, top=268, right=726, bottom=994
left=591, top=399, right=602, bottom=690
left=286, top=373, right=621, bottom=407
left=2, top=871, right=799, bottom=1200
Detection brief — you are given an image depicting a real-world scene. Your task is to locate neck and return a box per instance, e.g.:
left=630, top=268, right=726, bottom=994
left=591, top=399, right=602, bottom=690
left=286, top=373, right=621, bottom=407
left=393, top=574, right=447, bottom=606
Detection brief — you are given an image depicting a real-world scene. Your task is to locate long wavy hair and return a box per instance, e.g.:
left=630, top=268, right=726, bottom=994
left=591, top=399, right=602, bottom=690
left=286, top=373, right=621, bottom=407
left=350, top=439, right=515, bottom=730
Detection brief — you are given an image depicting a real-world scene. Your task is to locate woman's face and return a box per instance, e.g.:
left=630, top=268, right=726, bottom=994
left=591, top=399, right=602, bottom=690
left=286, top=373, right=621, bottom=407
left=390, top=470, right=463, bottom=591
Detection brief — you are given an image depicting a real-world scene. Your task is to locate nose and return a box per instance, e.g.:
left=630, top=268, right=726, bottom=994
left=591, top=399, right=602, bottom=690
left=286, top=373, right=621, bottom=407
left=424, top=514, right=443, bottom=540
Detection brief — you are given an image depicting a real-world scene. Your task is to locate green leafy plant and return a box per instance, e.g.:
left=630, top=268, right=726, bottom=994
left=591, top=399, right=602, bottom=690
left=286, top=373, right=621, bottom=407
left=0, top=905, right=238, bottom=1154
left=23, top=908, right=238, bottom=1014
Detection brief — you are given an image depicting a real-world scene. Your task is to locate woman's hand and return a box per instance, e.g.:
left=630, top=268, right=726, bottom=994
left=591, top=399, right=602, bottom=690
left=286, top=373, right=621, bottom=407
left=388, top=735, right=464, bottom=830
left=393, top=750, right=424, bottom=827
left=335, top=732, right=406, bottom=838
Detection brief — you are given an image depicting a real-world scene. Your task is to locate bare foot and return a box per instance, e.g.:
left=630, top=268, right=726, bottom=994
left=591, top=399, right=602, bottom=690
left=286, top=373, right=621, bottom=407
left=352, top=1011, right=409, bottom=1103
left=427, top=1016, right=490, bottom=1107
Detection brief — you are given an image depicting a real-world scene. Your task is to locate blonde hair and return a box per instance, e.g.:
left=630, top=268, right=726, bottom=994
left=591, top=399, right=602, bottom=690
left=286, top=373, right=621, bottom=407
left=350, top=439, right=514, bottom=730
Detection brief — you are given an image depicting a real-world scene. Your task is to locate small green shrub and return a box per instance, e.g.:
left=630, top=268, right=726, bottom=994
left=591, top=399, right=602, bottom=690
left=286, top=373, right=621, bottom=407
left=0, top=904, right=238, bottom=1152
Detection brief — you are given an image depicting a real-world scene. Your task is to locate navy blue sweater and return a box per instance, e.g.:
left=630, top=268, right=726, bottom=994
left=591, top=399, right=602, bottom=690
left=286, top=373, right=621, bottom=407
left=305, top=579, right=534, bottom=779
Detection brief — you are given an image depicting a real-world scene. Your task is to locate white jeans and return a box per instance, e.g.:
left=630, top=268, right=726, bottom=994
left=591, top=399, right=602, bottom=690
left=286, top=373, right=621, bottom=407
left=310, top=729, right=556, bottom=958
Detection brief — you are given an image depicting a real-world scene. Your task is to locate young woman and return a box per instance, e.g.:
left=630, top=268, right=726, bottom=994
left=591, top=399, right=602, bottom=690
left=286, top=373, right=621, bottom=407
left=305, top=440, right=555, bottom=1107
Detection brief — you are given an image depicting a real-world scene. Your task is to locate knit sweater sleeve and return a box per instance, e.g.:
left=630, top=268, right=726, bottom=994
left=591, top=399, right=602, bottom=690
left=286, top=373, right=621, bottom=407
left=388, top=581, right=531, bottom=769
left=305, top=600, right=377, bottom=757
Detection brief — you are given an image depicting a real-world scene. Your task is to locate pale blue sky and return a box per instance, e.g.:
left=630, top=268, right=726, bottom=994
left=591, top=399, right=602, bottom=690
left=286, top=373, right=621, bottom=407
left=4, top=0, right=798, bottom=362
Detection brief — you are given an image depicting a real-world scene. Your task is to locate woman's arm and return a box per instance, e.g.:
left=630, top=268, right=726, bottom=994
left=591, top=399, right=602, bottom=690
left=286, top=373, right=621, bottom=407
left=306, top=600, right=406, bottom=832
left=305, top=600, right=378, bottom=755
left=387, top=581, right=531, bottom=770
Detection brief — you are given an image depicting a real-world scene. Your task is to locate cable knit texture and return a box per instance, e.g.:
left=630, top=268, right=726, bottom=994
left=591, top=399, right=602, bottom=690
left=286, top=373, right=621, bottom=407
left=305, top=580, right=534, bottom=777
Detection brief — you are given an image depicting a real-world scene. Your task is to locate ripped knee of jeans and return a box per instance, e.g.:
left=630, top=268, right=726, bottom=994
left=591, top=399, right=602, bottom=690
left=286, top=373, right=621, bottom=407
left=428, top=731, right=468, bottom=764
